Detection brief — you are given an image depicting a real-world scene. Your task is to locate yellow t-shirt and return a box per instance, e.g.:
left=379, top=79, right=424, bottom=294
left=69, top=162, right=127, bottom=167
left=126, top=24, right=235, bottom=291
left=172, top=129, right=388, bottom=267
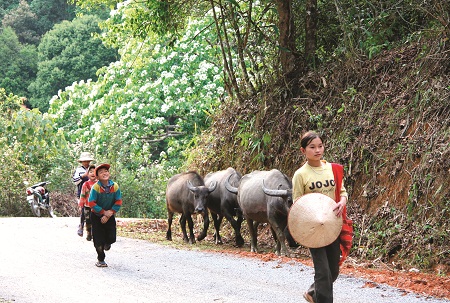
left=292, top=160, right=348, bottom=202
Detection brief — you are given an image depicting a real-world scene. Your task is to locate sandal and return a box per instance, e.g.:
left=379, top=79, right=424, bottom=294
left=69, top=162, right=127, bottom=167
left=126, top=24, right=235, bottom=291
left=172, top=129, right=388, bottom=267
left=303, top=292, right=315, bottom=303
left=95, top=261, right=108, bottom=267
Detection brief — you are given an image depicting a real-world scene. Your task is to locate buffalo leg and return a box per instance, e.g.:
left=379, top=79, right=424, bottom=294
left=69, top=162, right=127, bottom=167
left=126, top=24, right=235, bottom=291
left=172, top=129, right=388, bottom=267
left=197, top=210, right=210, bottom=241
left=270, top=227, right=282, bottom=256
left=285, top=227, right=299, bottom=248
left=211, top=213, right=223, bottom=244
left=269, top=220, right=289, bottom=257
left=224, top=211, right=244, bottom=247
left=247, top=219, right=259, bottom=253
left=166, top=211, right=174, bottom=241
left=186, top=213, right=196, bottom=244
left=180, top=214, right=190, bottom=243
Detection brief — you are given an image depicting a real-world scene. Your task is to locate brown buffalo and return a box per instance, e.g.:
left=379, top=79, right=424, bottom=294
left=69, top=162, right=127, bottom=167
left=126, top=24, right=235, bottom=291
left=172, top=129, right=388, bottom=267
left=166, top=171, right=216, bottom=244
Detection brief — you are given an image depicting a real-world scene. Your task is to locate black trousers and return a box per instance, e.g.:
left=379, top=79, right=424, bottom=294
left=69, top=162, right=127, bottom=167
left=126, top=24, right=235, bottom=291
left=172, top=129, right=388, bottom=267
left=307, top=238, right=340, bottom=303
left=80, top=206, right=92, bottom=235
left=84, top=207, right=92, bottom=235
left=90, top=213, right=116, bottom=261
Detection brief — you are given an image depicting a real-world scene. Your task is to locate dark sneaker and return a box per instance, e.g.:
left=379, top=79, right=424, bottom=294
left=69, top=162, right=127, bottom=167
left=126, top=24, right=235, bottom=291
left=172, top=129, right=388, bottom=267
left=95, top=261, right=108, bottom=267
left=104, top=244, right=111, bottom=251
left=303, top=292, right=314, bottom=303
left=86, top=234, right=92, bottom=241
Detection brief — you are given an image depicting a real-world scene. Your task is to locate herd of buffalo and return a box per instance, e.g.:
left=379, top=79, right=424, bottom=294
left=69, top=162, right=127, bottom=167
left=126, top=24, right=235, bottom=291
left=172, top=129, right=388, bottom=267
left=165, top=167, right=298, bottom=256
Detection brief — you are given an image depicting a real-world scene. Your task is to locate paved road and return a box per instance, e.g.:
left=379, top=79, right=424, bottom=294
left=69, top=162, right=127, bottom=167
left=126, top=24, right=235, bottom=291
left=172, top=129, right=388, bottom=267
left=0, top=217, right=447, bottom=303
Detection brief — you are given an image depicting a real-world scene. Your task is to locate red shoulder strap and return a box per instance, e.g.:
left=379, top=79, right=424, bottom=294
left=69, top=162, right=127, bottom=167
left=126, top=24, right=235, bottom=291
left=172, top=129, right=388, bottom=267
left=331, top=163, right=353, bottom=266
left=331, top=163, right=344, bottom=203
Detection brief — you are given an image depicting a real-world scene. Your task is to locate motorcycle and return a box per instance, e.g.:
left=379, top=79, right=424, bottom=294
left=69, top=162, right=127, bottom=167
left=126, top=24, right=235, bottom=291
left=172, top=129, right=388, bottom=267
left=25, top=181, right=55, bottom=218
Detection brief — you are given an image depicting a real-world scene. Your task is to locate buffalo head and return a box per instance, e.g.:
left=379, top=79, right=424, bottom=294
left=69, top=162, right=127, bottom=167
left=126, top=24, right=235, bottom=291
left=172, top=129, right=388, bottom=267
left=187, top=180, right=217, bottom=213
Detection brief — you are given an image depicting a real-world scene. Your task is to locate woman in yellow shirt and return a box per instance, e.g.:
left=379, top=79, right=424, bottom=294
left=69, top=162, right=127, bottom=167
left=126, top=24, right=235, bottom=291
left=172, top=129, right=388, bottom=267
left=292, top=131, right=348, bottom=303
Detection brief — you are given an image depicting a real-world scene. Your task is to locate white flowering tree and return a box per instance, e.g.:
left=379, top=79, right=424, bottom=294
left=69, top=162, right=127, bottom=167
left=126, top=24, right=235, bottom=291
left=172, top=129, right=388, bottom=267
left=47, top=2, right=226, bottom=217
left=50, top=7, right=223, bottom=156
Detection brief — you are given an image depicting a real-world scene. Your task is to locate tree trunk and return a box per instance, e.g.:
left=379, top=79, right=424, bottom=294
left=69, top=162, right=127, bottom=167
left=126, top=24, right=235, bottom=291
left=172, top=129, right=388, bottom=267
left=275, top=0, right=297, bottom=76
left=305, top=0, right=317, bottom=68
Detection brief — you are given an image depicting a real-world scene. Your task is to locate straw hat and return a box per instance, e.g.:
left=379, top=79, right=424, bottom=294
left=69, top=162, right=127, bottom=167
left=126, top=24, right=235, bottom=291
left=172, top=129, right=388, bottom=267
left=288, top=193, right=343, bottom=248
left=78, top=152, right=94, bottom=162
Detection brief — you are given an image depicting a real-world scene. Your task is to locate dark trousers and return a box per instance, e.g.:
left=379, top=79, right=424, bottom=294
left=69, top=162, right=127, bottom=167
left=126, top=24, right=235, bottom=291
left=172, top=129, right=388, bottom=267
left=307, top=238, right=340, bottom=303
left=84, top=207, right=92, bottom=236
left=90, top=213, right=116, bottom=261
left=80, top=206, right=92, bottom=235
left=79, top=205, right=85, bottom=228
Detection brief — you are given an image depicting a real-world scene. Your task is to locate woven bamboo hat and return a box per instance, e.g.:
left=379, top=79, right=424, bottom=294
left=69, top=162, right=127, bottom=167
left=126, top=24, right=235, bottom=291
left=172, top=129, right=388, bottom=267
left=288, top=193, right=343, bottom=248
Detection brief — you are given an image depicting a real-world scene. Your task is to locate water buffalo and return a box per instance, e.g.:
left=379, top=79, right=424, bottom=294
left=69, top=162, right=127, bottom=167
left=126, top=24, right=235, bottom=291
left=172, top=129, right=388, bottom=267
left=165, top=171, right=217, bottom=244
left=204, top=167, right=244, bottom=247
left=225, top=169, right=293, bottom=256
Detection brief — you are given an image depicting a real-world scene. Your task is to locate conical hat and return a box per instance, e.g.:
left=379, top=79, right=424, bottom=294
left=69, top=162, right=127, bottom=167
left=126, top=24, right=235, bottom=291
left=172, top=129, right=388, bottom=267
left=288, top=193, right=343, bottom=248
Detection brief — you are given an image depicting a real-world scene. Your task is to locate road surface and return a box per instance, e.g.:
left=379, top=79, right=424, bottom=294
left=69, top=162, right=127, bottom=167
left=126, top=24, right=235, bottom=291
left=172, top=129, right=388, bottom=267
left=0, top=217, right=447, bottom=303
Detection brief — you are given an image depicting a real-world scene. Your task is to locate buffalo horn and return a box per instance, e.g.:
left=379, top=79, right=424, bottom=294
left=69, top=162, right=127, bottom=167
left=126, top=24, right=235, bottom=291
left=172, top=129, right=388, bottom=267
left=224, top=173, right=238, bottom=194
left=262, top=179, right=289, bottom=196
left=208, top=181, right=217, bottom=193
left=186, top=180, right=198, bottom=192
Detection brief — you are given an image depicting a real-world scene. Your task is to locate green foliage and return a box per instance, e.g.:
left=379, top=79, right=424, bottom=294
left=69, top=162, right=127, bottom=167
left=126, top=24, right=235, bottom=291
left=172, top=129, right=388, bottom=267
left=0, top=27, right=39, bottom=98
left=0, top=140, right=33, bottom=216
left=28, top=14, right=118, bottom=112
left=2, top=0, right=41, bottom=45
left=117, top=161, right=179, bottom=218
left=0, top=88, right=70, bottom=216
left=1, top=89, right=69, bottom=178
left=0, top=0, right=19, bottom=20
left=29, top=0, right=77, bottom=33
left=7, top=110, right=68, bottom=179
left=67, top=0, right=119, bottom=11
left=331, top=0, right=440, bottom=58
left=1, top=0, right=77, bottom=41
left=235, top=117, right=272, bottom=166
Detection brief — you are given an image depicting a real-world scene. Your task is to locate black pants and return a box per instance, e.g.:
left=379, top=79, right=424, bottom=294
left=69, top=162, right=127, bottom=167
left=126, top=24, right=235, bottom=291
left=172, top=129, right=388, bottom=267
left=79, top=204, right=85, bottom=228
left=90, top=213, right=116, bottom=262
left=80, top=207, right=92, bottom=235
left=85, top=207, right=92, bottom=236
left=307, top=238, right=340, bottom=303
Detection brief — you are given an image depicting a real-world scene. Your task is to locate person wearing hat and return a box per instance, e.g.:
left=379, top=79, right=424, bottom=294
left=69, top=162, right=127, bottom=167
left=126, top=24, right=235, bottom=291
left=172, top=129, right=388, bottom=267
left=292, top=131, right=349, bottom=303
left=78, top=164, right=97, bottom=241
left=88, top=163, right=122, bottom=267
left=72, top=152, right=94, bottom=237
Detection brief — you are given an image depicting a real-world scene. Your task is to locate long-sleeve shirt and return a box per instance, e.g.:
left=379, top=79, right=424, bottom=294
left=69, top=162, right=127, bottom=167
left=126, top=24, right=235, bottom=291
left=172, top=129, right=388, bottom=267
left=292, top=160, right=348, bottom=203
left=88, top=180, right=122, bottom=216
left=72, top=165, right=89, bottom=198
left=79, top=179, right=96, bottom=207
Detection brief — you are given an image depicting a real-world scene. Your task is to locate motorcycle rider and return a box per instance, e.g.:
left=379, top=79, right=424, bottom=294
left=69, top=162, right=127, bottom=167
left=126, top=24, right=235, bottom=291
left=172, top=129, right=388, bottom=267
left=72, top=152, right=94, bottom=236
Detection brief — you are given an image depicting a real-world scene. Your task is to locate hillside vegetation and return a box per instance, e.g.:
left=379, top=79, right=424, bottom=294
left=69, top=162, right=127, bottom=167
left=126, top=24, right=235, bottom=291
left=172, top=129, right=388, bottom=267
left=189, top=36, right=449, bottom=273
